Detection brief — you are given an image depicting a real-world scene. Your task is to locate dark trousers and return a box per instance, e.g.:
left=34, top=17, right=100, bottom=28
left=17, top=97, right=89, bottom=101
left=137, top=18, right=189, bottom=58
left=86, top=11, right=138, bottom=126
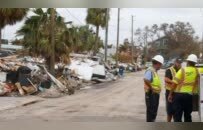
left=173, top=93, right=193, bottom=122
left=145, top=90, right=160, bottom=122
left=165, top=90, right=174, bottom=116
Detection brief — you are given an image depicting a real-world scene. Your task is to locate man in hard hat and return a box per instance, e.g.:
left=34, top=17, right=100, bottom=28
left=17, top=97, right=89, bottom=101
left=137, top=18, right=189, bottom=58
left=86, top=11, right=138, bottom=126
left=165, top=58, right=182, bottom=122
left=192, top=63, right=203, bottom=111
left=168, top=54, right=199, bottom=122
left=144, top=55, right=164, bottom=122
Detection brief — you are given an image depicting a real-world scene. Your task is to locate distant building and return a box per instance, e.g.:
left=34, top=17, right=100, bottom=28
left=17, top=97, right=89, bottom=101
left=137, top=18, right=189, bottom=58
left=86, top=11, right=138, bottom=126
left=148, top=36, right=181, bottom=60
left=149, top=36, right=169, bottom=58
left=1, top=43, right=23, bottom=50
left=148, top=36, right=180, bottom=60
left=1, top=39, right=9, bottom=44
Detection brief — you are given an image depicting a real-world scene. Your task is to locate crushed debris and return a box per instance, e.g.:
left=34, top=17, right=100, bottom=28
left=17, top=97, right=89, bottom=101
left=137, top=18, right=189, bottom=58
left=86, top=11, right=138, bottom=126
left=0, top=53, right=119, bottom=98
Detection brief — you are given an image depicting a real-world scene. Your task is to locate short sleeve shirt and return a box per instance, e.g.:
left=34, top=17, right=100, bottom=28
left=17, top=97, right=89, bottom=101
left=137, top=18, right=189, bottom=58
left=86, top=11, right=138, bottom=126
left=144, top=70, right=153, bottom=82
left=165, top=67, right=179, bottom=80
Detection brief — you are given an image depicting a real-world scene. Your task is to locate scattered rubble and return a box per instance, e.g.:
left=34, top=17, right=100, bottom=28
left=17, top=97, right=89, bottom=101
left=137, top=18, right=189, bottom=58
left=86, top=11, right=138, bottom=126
left=0, top=53, right=119, bottom=98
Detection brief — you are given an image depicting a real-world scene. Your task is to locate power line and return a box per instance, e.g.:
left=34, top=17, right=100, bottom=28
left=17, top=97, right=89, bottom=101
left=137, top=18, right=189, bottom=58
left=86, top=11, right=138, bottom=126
left=60, top=9, right=129, bottom=32
left=64, top=8, right=85, bottom=25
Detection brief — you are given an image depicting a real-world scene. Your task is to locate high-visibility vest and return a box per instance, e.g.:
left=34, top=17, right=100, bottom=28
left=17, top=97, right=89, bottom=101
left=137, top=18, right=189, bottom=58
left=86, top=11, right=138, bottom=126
left=165, top=67, right=176, bottom=91
left=192, top=67, right=203, bottom=94
left=198, top=67, right=203, bottom=74
left=174, top=67, right=199, bottom=94
left=144, top=67, right=162, bottom=93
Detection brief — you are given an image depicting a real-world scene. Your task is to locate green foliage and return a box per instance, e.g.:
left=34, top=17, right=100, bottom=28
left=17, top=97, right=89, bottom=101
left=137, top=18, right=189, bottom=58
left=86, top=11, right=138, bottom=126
left=86, top=8, right=109, bottom=55
left=0, top=8, right=29, bottom=48
left=17, top=8, right=104, bottom=64
left=17, top=8, right=69, bottom=63
left=0, top=8, right=29, bottom=28
left=135, top=21, right=201, bottom=60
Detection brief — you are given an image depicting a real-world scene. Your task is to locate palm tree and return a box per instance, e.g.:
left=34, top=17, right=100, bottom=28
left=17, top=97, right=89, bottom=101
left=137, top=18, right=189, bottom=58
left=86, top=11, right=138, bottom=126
left=77, top=25, right=98, bottom=53
left=17, top=8, right=69, bottom=73
left=0, top=8, right=29, bottom=49
left=62, top=25, right=99, bottom=54
left=86, top=8, right=109, bottom=55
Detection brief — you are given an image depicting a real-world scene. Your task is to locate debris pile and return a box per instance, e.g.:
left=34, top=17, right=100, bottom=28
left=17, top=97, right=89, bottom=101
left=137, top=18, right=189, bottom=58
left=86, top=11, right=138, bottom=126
left=66, top=54, right=118, bottom=83
left=0, top=53, right=118, bottom=98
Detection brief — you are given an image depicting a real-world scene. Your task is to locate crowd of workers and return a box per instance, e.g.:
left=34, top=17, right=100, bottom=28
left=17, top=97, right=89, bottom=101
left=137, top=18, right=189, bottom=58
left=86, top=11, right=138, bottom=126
left=144, top=54, right=202, bottom=122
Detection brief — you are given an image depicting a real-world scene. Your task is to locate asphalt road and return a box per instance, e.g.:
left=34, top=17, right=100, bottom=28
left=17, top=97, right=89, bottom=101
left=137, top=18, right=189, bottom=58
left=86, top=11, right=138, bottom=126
left=0, top=70, right=200, bottom=122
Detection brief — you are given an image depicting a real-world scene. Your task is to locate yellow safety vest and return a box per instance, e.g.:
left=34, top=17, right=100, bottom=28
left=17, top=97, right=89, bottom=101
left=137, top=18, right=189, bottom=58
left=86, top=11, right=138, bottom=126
left=192, top=67, right=203, bottom=94
left=198, top=67, right=203, bottom=74
left=145, top=67, right=162, bottom=93
left=165, top=67, right=176, bottom=91
left=174, top=67, right=199, bottom=94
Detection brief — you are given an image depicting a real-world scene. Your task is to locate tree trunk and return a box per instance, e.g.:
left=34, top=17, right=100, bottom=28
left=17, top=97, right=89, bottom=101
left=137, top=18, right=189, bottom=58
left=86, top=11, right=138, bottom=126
left=49, top=8, right=55, bottom=75
left=94, top=25, right=99, bottom=56
left=46, top=56, right=51, bottom=71
left=116, top=8, right=120, bottom=66
left=0, top=29, right=2, bottom=50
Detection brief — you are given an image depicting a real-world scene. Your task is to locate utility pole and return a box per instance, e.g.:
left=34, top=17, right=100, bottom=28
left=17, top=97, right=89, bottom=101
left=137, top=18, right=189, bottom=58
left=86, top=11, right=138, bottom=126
left=200, top=8, right=203, bottom=60
left=199, top=8, right=203, bottom=62
left=0, top=30, right=1, bottom=49
left=131, top=16, right=135, bottom=64
left=201, top=25, right=203, bottom=60
left=104, top=8, right=109, bottom=62
left=50, top=8, right=55, bottom=75
left=116, top=8, right=120, bottom=66
left=202, top=29, right=203, bottom=60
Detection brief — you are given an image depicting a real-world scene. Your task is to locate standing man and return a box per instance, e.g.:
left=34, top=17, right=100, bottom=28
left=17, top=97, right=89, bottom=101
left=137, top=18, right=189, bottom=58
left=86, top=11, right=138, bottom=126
left=165, top=58, right=182, bottom=122
left=168, top=54, right=199, bottom=122
left=119, top=65, right=125, bottom=77
left=144, top=55, right=164, bottom=122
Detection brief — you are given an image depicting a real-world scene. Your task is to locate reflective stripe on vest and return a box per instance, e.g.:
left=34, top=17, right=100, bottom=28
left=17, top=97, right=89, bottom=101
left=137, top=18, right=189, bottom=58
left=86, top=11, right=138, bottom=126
left=165, top=67, right=176, bottom=90
left=175, top=67, right=199, bottom=94
left=145, top=68, right=162, bottom=93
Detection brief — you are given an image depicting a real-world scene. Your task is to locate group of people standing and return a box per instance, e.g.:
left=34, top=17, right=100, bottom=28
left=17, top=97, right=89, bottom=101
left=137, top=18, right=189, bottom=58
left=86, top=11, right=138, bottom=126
left=144, top=54, right=200, bottom=122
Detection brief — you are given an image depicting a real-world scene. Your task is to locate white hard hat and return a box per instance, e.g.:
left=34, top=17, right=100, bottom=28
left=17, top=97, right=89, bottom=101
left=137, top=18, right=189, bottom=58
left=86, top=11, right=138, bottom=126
left=186, top=54, right=198, bottom=63
left=152, top=55, right=164, bottom=64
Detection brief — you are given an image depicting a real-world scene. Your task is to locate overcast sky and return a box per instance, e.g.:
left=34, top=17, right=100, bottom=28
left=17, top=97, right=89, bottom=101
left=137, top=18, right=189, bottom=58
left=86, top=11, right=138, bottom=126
left=2, top=8, right=203, bottom=46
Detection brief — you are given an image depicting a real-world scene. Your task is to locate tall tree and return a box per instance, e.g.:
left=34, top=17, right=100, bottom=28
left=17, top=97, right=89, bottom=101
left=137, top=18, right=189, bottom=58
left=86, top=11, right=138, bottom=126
left=62, top=25, right=100, bottom=53
left=119, top=39, right=130, bottom=53
left=136, top=21, right=200, bottom=60
left=50, top=8, right=55, bottom=75
left=86, top=8, right=109, bottom=55
left=152, top=22, right=199, bottom=59
left=17, top=8, right=69, bottom=73
left=0, top=8, right=29, bottom=49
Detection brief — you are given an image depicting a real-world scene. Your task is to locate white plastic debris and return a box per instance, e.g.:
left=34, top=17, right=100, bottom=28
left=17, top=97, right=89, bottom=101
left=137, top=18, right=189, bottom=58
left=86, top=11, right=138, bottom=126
left=92, top=65, right=106, bottom=77
left=0, top=72, right=7, bottom=82
left=68, top=59, right=94, bottom=81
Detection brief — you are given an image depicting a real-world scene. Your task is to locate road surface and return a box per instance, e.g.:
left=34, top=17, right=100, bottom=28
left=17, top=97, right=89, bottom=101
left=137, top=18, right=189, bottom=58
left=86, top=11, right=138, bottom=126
left=0, top=70, right=199, bottom=122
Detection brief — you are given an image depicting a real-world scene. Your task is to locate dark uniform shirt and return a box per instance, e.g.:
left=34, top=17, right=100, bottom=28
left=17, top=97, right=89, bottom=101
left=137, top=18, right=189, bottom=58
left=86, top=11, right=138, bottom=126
left=165, top=67, right=179, bottom=80
left=165, top=66, right=179, bottom=116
